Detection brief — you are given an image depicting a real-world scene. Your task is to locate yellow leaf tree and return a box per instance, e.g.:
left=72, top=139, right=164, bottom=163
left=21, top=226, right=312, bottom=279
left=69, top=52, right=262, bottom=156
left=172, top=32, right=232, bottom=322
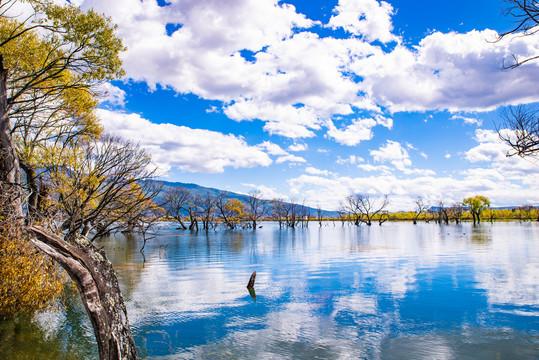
left=463, top=195, right=491, bottom=225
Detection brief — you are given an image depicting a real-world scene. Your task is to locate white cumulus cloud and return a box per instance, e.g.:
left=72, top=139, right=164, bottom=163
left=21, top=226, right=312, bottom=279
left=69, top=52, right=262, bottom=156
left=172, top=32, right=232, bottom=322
left=327, top=118, right=377, bottom=146
left=328, top=0, right=397, bottom=43
left=370, top=140, right=412, bottom=171
left=76, top=0, right=539, bottom=141
left=97, top=109, right=272, bottom=173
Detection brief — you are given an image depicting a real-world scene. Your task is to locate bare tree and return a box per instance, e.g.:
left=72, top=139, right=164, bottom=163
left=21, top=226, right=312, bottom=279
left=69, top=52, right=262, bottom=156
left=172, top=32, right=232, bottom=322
left=337, top=208, right=347, bottom=226
left=245, top=190, right=268, bottom=229
left=47, top=135, right=159, bottom=242
left=137, top=202, right=165, bottom=254
left=299, top=202, right=310, bottom=228
left=285, top=199, right=304, bottom=228
left=448, top=202, right=464, bottom=224
left=269, top=198, right=305, bottom=228
left=378, top=210, right=389, bottom=225
left=198, top=193, right=216, bottom=231
left=162, top=187, right=192, bottom=230
left=413, top=196, right=429, bottom=224
left=270, top=198, right=287, bottom=228
left=183, top=193, right=200, bottom=231
left=497, top=0, right=539, bottom=69
left=498, top=105, right=539, bottom=158
left=343, top=194, right=389, bottom=226
left=342, top=196, right=362, bottom=226
left=438, top=200, right=449, bottom=225
left=316, top=205, right=323, bottom=227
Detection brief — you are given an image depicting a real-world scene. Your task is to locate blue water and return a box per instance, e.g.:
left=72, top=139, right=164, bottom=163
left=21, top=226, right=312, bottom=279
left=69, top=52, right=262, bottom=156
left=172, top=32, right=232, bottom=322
left=2, top=221, right=538, bottom=359
left=103, top=221, right=539, bottom=359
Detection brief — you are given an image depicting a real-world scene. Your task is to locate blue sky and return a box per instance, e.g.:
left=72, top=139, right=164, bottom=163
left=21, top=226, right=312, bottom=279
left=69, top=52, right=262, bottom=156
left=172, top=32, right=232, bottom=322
left=71, top=0, right=539, bottom=210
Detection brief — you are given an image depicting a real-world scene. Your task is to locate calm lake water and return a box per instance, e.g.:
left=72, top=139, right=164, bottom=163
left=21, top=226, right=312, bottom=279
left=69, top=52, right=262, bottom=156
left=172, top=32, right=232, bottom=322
left=1, top=221, right=539, bottom=359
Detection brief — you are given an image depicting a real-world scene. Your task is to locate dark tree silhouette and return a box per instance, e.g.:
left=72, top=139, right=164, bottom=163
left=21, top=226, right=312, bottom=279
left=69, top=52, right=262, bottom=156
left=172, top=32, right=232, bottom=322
left=498, top=0, right=539, bottom=69
left=413, top=196, right=429, bottom=224
left=343, top=194, right=389, bottom=226
left=499, top=105, right=539, bottom=157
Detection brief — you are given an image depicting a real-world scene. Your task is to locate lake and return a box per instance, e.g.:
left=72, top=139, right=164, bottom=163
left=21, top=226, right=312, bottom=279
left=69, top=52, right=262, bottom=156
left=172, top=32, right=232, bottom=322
left=1, top=221, right=539, bottom=359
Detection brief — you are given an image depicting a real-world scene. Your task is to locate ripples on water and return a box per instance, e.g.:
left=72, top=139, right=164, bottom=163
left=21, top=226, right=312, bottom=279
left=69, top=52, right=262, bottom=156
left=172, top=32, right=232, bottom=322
left=2, top=222, right=539, bottom=359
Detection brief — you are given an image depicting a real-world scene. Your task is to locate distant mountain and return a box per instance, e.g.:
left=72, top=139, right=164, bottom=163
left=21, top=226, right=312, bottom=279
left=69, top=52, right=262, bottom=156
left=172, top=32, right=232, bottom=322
left=155, top=180, right=251, bottom=201
left=152, top=180, right=339, bottom=217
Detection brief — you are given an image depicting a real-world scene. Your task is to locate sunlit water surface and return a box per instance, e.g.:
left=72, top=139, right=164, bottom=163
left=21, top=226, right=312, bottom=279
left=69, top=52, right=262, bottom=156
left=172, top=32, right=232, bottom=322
left=1, top=222, right=539, bottom=359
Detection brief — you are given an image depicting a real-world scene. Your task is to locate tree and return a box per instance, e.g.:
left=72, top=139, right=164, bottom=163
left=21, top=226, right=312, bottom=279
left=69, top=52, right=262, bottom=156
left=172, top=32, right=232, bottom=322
left=517, top=204, right=536, bottom=221
left=343, top=194, right=389, bottom=226
left=198, top=193, right=216, bottom=231
left=136, top=202, right=165, bottom=254
left=28, top=135, right=157, bottom=360
left=413, top=196, right=428, bottom=224
left=46, top=135, right=159, bottom=242
left=448, top=202, right=464, bottom=224
left=498, top=105, right=539, bottom=157
left=215, top=193, right=246, bottom=230
left=270, top=198, right=287, bottom=227
left=284, top=199, right=302, bottom=228
left=496, top=1, right=539, bottom=156
left=337, top=208, right=347, bottom=226
left=463, top=195, right=491, bottom=225
left=269, top=198, right=303, bottom=228
left=437, top=200, right=449, bottom=225
left=0, top=1, right=138, bottom=358
left=186, top=194, right=200, bottom=231
left=30, top=226, right=138, bottom=359
left=378, top=210, right=389, bottom=225
left=316, top=204, right=323, bottom=227
left=162, top=187, right=193, bottom=230
left=245, top=190, right=268, bottom=229
left=0, top=0, right=124, bottom=218
left=498, top=0, right=539, bottom=69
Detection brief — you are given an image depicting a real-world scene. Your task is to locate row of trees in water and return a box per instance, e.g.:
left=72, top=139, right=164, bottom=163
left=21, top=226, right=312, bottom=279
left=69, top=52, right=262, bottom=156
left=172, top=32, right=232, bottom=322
left=160, top=189, right=538, bottom=232
left=162, top=188, right=312, bottom=231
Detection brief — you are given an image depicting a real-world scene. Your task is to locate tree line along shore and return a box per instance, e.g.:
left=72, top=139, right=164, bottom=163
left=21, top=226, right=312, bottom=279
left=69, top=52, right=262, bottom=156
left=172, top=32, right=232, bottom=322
left=159, top=188, right=539, bottom=231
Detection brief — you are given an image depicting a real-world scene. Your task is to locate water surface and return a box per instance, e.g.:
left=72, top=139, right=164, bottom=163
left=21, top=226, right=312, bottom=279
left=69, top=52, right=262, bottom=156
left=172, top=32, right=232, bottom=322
left=2, top=222, right=539, bottom=359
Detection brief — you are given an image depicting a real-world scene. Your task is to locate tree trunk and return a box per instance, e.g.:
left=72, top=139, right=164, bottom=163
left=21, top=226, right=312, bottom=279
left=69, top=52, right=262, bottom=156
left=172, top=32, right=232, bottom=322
left=176, top=215, right=187, bottom=230
left=29, top=226, right=138, bottom=360
left=20, top=160, right=39, bottom=219
left=0, top=56, right=23, bottom=219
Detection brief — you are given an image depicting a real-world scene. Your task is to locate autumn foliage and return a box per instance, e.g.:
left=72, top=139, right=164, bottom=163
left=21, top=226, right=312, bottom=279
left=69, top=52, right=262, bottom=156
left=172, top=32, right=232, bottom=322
left=0, top=222, right=66, bottom=318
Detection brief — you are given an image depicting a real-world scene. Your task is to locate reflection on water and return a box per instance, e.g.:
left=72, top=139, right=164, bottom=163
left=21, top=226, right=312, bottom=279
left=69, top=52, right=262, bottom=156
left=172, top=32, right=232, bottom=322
left=0, top=287, right=97, bottom=360
left=2, top=222, right=539, bottom=359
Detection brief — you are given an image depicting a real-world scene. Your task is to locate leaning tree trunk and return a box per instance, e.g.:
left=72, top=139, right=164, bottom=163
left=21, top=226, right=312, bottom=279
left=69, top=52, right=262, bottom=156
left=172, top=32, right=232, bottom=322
left=29, top=226, right=138, bottom=360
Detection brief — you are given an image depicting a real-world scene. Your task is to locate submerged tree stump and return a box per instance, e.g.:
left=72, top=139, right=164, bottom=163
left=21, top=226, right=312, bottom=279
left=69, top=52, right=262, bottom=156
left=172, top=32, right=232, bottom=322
left=246, top=270, right=256, bottom=288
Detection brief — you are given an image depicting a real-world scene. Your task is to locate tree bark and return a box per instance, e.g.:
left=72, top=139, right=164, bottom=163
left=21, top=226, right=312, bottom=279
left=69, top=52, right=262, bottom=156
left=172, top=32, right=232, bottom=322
left=29, top=225, right=138, bottom=360
left=20, top=160, right=39, bottom=219
left=0, top=55, right=23, bottom=219
left=176, top=215, right=188, bottom=230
